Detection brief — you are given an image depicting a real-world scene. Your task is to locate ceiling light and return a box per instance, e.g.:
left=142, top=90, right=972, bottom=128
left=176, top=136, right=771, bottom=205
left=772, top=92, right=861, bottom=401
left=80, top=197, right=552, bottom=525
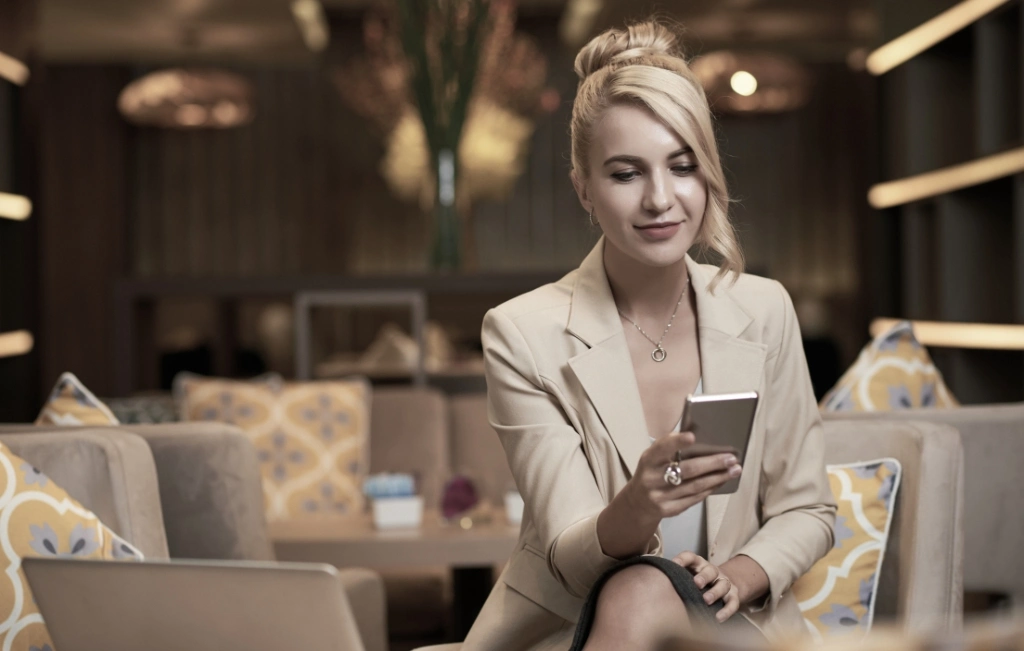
left=730, top=71, right=757, bottom=96
left=118, top=69, right=255, bottom=129
left=693, top=51, right=810, bottom=114
left=0, top=192, right=32, bottom=221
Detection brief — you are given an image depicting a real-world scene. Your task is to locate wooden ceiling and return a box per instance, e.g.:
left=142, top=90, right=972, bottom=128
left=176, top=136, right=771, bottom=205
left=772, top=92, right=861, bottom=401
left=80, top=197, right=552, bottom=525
left=36, top=0, right=875, bottom=64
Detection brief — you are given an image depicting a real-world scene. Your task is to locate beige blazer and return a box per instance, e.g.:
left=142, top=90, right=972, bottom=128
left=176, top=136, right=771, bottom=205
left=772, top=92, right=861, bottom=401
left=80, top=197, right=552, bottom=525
left=463, top=240, right=836, bottom=651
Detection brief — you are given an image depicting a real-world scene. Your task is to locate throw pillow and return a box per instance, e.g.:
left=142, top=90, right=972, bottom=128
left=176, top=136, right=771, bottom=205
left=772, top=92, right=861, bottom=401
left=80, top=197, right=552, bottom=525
left=176, top=375, right=371, bottom=522
left=0, top=442, right=143, bottom=651
left=35, top=372, right=119, bottom=426
left=820, top=321, right=958, bottom=412
left=792, top=458, right=902, bottom=640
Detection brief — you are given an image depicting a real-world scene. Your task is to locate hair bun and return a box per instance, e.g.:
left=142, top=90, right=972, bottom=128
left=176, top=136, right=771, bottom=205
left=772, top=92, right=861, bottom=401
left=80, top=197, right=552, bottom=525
left=574, top=21, right=681, bottom=80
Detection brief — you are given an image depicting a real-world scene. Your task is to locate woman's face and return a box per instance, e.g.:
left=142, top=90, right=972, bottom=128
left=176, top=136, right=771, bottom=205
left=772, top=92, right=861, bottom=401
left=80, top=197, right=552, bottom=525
left=573, top=103, right=707, bottom=269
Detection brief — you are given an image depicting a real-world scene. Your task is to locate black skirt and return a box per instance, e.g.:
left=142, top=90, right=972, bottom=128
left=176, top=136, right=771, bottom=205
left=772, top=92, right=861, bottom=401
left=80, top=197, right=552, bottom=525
left=568, top=556, right=763, bottom=650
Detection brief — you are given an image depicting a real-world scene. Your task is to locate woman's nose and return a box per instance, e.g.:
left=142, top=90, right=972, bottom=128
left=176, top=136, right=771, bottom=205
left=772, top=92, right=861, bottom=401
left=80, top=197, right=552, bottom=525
left=642, top=172, right=674, bottom=214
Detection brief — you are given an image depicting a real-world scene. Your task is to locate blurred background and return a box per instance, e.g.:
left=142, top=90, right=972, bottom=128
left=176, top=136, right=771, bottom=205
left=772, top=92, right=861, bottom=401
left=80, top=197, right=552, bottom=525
left=0, top=0, right=1021, bottom=416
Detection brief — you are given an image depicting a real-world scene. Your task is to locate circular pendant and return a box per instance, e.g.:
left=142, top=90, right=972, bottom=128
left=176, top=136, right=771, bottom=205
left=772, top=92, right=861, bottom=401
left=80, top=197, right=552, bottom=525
left=652, top=346, right=667, bottom=362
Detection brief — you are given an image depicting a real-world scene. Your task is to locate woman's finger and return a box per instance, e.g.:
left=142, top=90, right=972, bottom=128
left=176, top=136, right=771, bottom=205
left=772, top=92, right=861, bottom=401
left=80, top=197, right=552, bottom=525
left=657, top=488, right=715, bottom=518
left=671, top=551, right=702, bottom=570
left=678, top=452, right=739, bottom=480
left=692, top=562, right=718, bottom=590
left=663, top=466, right=741, bottom=502
left=702, top=574, right=731, bottom=605
left=715, top=588, right=740, bottom=622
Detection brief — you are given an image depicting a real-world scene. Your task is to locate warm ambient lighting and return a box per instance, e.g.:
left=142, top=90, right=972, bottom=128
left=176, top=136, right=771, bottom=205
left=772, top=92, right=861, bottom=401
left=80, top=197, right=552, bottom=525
left=0, top=330, right=33, bottom=358
left=0, top=192, right=32, bottom=221
left=866, top=0, right=1013, bottom=75
left=0, top=51, right=29, bottom=85
left=871, top=319, right=1024, bottom=350
left=291, top=0, right=330, bottom=53
left=730, top=71, right=758, bottom=97
left=118, top=69, right=254, bottom=129
left=559, top=0, right=603, bottom=47
left=868, top=146, right=1024, bottom=208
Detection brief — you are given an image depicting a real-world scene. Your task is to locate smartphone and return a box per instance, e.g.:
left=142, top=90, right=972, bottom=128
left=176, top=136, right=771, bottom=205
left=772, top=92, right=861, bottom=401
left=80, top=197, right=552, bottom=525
left=679, top=391, right=759, bottom=495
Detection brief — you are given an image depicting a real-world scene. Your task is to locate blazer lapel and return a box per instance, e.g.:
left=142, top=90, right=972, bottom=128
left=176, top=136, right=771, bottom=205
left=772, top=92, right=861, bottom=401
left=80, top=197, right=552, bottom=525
left=566, top=240, right=650, bottom=478
left=685, top=258, right=768, bottom=556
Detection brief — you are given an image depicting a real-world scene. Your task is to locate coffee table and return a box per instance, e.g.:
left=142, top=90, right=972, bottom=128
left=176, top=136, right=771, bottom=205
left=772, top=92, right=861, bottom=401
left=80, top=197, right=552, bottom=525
left=268, top=511, right=519, bottom=639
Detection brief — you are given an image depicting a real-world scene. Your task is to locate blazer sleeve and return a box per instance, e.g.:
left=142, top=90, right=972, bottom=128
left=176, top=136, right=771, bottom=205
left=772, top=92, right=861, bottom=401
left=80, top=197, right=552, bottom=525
left=735, top=281, right=837, bottom=614
left=482, top=307, right=638, bottom=599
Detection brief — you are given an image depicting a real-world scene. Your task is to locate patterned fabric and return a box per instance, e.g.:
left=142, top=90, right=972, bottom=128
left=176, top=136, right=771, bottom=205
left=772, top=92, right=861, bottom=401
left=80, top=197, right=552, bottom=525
left=820, top=321, right=958, bottom=412
left=106, top=394, right=180, bottom=424
left=0, top=442, right=143, bottom=651
left=792, top=459, right=902, bottom=641
left=34, top=372, right=120, bottom=426
left=176, top=376, right=371, bottom=522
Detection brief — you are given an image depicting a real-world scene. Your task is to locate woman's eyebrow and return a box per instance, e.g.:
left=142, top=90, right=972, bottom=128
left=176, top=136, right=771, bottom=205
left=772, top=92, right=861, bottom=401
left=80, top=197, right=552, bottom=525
left=602, top=146, right=693, bottom=167
left=667, top=147, right=693, bottom=159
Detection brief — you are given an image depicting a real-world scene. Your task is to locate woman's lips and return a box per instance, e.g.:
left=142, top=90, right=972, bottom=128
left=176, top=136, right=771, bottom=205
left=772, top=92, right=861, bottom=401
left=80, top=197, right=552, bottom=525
left=635, top=222, right=681, bottom=241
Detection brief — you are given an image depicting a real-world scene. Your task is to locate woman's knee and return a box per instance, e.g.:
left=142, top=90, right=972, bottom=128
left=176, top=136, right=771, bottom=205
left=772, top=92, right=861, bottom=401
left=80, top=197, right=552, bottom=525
left=592, top=564, right=689, bottom=629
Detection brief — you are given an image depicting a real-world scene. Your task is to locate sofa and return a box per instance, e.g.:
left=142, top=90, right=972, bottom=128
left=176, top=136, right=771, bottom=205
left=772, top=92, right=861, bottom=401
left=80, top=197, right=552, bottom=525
left=824, top=403, right=1024, bottom=608
left=0, top=423, right=386, bottom=651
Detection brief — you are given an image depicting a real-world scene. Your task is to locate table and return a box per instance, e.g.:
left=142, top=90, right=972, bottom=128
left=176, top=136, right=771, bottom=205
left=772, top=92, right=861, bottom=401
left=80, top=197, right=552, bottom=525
left=268, top=511, right=520, bottom=639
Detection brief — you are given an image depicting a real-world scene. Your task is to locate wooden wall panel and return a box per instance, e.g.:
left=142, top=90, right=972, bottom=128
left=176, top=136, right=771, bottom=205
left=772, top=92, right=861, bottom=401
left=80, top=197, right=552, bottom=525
left=36, top=66, right=131, bottom=397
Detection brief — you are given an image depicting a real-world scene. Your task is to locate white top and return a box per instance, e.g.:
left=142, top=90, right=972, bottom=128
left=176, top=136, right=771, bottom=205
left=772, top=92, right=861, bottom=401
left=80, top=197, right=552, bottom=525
left=650, top=378, right=706, bottom=561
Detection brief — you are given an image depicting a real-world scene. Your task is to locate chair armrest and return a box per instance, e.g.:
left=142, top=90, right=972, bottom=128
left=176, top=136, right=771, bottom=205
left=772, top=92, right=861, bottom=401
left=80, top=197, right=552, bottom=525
left=0, top=428, right=169, bottom=559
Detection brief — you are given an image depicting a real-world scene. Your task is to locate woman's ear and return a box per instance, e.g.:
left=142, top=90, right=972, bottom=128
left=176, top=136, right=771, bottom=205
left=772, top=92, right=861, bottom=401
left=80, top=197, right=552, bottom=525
left=570, top=169, right=592, bottom=215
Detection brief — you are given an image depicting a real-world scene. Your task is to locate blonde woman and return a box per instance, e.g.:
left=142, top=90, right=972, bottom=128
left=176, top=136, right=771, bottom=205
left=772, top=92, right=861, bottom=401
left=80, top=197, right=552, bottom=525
left=462, top=21, right=835, bottom=651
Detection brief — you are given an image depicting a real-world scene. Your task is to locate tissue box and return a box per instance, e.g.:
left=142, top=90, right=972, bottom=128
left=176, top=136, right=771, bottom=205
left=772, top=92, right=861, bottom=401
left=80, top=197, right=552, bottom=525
left=372, top=495, right=424, bottom=530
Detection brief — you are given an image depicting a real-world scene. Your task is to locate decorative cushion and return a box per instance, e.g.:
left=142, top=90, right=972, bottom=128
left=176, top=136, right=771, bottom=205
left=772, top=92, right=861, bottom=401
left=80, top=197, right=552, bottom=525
left=0, top=441, right=143, bottom=651
left=820, top=321, right=958, bottom=412
left=176, top=375, right=372, bottom=522
left=105, top=394, right=180, bottom=424
left=792, top=458, right=902, bottom=640
left=35, top=372, right=120, bottom=426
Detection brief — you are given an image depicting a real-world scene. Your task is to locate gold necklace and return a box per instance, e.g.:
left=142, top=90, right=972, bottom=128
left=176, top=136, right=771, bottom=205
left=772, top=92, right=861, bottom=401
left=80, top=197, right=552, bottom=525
left=618, top=278, right=689, bottom=363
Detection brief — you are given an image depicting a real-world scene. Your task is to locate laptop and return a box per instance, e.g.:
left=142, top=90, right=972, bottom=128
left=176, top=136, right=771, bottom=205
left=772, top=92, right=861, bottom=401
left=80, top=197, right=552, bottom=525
left=22, top=557, right=365, bottom=651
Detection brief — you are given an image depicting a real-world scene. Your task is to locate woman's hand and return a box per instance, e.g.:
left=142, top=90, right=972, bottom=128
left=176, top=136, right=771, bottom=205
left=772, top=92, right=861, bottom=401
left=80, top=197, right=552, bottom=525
left=625, top=431, right=741, bottom=524
left=673, top=552, right=740, bottom=622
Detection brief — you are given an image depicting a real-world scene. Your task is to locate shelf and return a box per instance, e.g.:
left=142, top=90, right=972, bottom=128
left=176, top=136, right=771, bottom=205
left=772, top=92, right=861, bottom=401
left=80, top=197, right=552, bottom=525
left=867, top=0, right=1015, bottom=75
left=115, top=270, right=567, bottom=299
left=868, top=146, right=1024, bottom=208
left=0, top=191, right=30, bottom=220
left=870, top=318, right=1024, bottom=350
left=0, top=51, right=27, bottom=86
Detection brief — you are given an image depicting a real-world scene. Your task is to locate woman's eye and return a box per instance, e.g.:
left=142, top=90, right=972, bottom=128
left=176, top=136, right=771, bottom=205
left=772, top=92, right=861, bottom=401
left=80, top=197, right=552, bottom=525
left=612, top=171, right=640, bottom=182
left=673, top=165, right=698, bottom=175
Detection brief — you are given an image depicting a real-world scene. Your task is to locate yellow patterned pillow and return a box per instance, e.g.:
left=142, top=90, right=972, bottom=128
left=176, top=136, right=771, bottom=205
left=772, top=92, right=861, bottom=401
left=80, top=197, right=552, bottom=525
left=820, top=321, right=957, bottom=412
left=792, top=459, right=902, bottom=640
left=35, top=372, right=119, bottom=426
left=177, top=376, right=371, bottom=522
left=0, top=442, right=143, bottom=651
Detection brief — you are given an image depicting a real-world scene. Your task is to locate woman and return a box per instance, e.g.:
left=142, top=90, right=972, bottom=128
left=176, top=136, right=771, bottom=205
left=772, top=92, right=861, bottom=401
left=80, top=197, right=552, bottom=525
left=462, top=21, right=836, bottom=651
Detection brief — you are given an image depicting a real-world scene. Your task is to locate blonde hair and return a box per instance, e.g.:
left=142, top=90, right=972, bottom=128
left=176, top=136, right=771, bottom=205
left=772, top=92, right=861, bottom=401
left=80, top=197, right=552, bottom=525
left=571, top=21, right=744, bottom=289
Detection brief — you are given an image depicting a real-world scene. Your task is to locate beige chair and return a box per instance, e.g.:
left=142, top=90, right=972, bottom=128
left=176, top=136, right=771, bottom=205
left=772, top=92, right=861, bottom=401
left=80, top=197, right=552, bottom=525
left=3, top=422, right=386, bottom=651
left=0, top=428, right=169, bottom=558
left=824, top=404, right=1024, bottom=607
left=413, top=417, right=965, bottom=650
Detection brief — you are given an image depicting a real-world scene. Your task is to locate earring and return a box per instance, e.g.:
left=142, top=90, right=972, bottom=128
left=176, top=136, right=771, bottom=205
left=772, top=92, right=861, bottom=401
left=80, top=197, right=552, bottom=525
left=589, top=209, right=598, bottom=227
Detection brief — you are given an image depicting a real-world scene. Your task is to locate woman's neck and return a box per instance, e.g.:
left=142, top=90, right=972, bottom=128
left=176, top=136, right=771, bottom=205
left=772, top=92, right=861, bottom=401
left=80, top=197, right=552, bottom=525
left=603, top=241, right=691, bottom=323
